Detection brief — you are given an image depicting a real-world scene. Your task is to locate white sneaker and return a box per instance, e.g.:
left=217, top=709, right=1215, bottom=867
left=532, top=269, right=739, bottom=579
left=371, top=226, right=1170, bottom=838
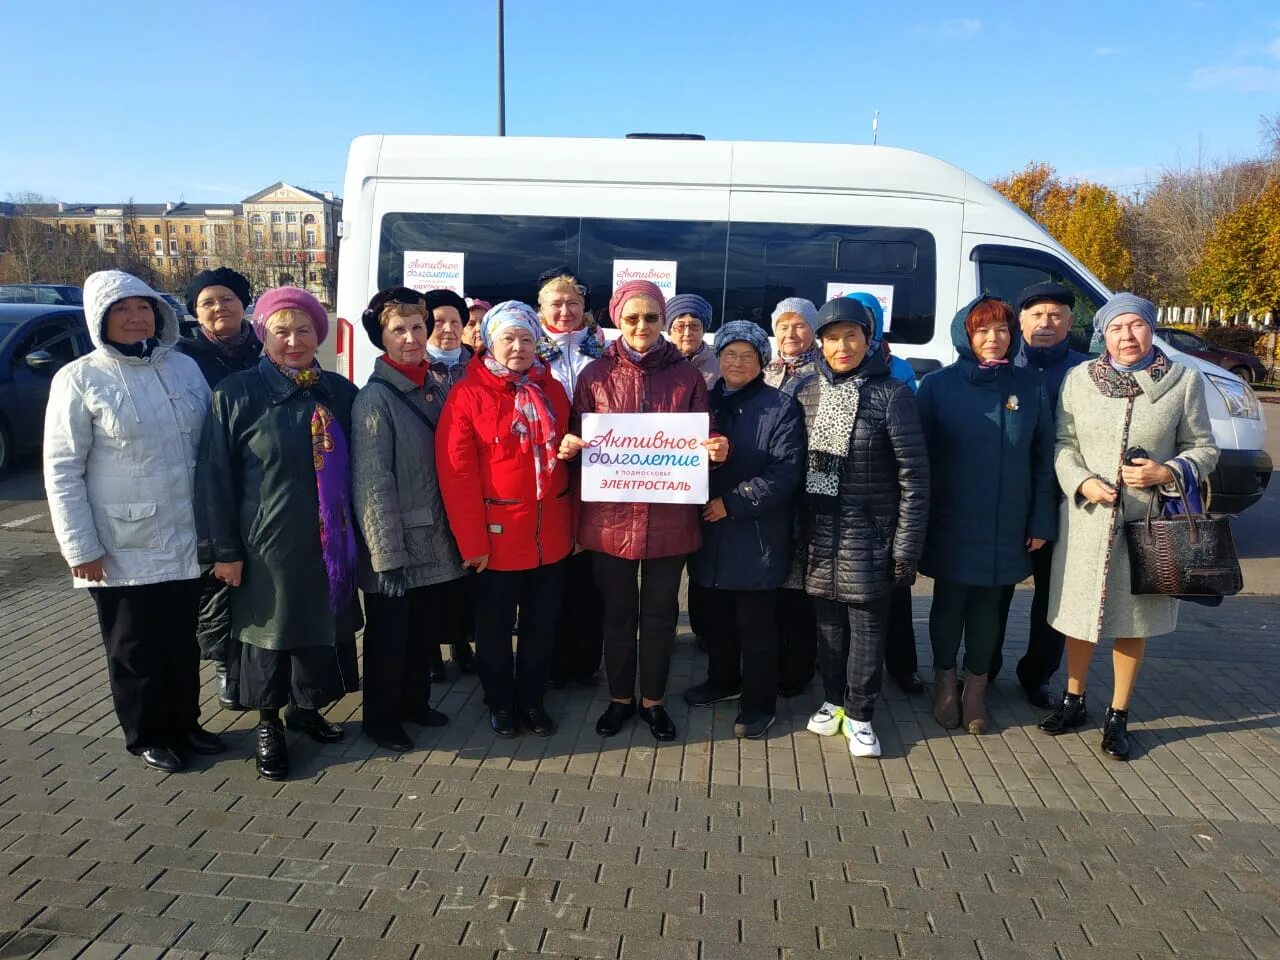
left=806, top=702, right=845, bottom=736
left=844, top=718, right=882, bottom=758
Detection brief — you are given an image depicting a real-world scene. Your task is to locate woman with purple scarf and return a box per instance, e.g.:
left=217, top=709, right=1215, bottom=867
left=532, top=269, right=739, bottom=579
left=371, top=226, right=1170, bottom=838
left=196, top=287, right=361, bottom=780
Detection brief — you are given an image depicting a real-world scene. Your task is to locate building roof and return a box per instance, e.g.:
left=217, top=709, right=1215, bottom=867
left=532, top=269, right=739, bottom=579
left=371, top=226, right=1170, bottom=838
left=13, top=201, right=243, bottom=218
left=242, top=181, right=339, bottom=204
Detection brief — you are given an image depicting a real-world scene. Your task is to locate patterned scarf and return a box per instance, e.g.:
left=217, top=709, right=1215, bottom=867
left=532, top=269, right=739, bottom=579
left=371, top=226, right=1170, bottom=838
left=536, top=325, right=605, bottom=364
left=482, top=356, right=560, bottom=500
left=766, top=346, right=817, bottom=379
left=806, top=372, right=862, bottom=498
left=1088, top=347, right=1170, bottom=399
left=200, top=322, right=253, bottom=352
left=273, top=358, right=357, bottom=613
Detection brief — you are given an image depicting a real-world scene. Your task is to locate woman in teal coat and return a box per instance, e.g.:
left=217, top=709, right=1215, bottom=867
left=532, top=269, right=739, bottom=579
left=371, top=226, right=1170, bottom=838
left=916, top=296, right=1056, bottom=735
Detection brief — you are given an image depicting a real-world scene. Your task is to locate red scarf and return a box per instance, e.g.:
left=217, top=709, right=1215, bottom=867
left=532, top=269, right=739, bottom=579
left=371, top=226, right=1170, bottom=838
left=383, top=355, right=429, bottom=387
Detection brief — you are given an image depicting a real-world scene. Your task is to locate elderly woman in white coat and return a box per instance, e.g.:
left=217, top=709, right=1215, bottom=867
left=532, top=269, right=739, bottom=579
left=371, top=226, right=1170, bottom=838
left=1040, top=293, right=1218, bottom=760
left=43, top=270, right=226, bottom=773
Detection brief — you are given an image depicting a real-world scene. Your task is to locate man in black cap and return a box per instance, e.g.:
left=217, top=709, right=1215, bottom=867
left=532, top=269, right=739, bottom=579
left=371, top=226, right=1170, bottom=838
left=991, top=281, right=1090, bottom=707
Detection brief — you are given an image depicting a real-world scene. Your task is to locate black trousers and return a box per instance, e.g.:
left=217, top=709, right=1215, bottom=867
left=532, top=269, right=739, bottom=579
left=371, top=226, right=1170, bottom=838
left=473, top=560, right=565, bottom=711
left=813, top=593, right=891, bottom=722
left=425, top=576, right=472, bottom=670
left=551, top=550, right=604, bottom=682
left=363, top=581, right=454, bottom=735
left=701, top=587, right=778, bottom=716
left=593, top=552, right=686, bottom=703
left=775, top=588, right=817, bottom=690
left=885, top=583, right=919, bottom=677
left=195, top=570, right=232, bottom=663
left=89, top=578, right=203, bottom=754
left=992, top=544, right=1064, bottom=687
left=686, top=569, right=709, bottom=641
left=930, top=580, right=1003, bottom=676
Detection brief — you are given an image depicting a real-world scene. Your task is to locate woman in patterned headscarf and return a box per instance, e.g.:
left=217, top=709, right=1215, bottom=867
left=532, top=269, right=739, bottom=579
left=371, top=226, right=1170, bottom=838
left=196, top=287, right=361, bottom=781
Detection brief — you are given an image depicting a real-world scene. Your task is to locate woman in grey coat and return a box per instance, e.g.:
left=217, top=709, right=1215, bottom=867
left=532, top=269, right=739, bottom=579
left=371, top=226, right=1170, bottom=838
left=352, top=289, right=465, bottom=751
left=1040, top=294, right=1218, bottom=760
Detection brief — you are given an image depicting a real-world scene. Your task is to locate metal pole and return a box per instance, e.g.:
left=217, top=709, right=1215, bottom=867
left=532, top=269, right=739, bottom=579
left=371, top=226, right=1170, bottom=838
left=497, top=0, right=506, bottom=136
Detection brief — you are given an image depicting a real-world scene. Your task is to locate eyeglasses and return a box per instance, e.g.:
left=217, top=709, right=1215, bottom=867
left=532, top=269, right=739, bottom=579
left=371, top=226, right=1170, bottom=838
left=623, top=313, right=662, bottom=324
left=197, top=294, right=240, bottom=309
left=719, top=351, right=758, bottom=365
left=669, top=322, right=703, bottom=334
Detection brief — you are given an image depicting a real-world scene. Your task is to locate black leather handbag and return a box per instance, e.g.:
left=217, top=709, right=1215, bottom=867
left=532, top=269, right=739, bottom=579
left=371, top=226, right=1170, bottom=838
left=1125, top=476, right=1243, bottom=597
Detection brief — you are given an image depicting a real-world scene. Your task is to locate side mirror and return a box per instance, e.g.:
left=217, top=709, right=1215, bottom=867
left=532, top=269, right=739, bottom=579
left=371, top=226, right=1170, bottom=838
left=25, top=350, right=58, bottom=372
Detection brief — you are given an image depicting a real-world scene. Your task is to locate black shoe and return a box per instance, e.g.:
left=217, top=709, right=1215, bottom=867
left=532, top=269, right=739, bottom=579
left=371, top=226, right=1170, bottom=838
left=367, top=726, right=413, bottom=752
left=683, top=680, right=741, bottom=707
left=255, top=721, right=288, bottom=780
left=1038, top=691, right=1088, bottom=735
left=452, top=642, right=476, bottom=674
left=519, top=706, right=555, bottom=737
left=734, top=713, right=775, bottom=739
left=429, top=664, right=448, bottom=683
left=889, top=671, right=925, bottom=694
left=284, top=708, right=345, bottom=743
left=405, top=707, right=449, bottom=727
left=1024, top=683, right=1054, bottom=710
left=184, top=727, right=227, bottom=755
left=217, top=671, right=243, bottom=711
left=595, top=701, right=636, bottom=738
left=1101, top=707, right=1131, bottom=760
left=140, top=746, right=184, bottom=773
left=490, top=708, right=519, bottom=738
left=638, top=704, right=677, bottom=742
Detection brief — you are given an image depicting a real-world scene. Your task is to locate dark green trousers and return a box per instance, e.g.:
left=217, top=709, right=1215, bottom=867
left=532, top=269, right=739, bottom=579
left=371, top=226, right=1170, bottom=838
left=929, top=580, right=1004, bottom=676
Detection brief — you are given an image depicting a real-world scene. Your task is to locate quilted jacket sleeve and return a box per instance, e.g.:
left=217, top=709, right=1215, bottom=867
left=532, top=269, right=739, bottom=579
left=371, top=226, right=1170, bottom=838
left=352, top=387, right=407, bottom=574
left=722, top=396, right=806, bottom=520
left=194, top=387, right=243, bottom=564
left=435, top=386, right=489, bottom=563
left=885, top=382, right=930, bottom=566
left=42, top=366, right=104, bottom=567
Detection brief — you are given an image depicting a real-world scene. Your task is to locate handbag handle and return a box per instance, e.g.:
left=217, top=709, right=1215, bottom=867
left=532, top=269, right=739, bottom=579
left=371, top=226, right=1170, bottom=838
left=1143, top=468, right=1201, bottom=546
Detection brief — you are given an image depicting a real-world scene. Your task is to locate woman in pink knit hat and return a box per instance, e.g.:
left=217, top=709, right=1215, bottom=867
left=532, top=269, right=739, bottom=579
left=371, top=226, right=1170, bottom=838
left=559, top=280, right=728, bottom=742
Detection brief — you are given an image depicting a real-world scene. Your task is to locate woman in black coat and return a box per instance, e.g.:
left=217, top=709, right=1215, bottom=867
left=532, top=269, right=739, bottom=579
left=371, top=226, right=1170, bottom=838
left=792, top=298, right=929, bottom=759
left=684, top=322, right=806, bottom=739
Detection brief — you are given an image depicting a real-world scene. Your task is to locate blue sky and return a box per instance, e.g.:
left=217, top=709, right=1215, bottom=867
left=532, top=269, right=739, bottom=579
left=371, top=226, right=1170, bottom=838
left=3, top=0, right=1278, bottom=203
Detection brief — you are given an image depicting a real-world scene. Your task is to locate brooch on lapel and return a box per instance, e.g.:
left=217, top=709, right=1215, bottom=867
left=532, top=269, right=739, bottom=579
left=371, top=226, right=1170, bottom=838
left=1005, top=395, right=1020, bottom=411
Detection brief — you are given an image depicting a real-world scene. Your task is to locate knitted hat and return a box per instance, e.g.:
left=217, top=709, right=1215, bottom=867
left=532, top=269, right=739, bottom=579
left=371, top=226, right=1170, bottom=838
left=185, top=267, right=251, bottom=317
left=813, top=297, right=874, bottom=339
left=609, top=280, right=667, bottom=327
left=466, top=298, right=492, bottom=313
left=480, top=300, right=541, bottom=352
left=770, top=297, right=818, bottom=332
left=714, top=320, right=772, bottom=367
left=253, top=286, right=330, bottom=344
left=424, top=289, right=469, bottom=324
left=361, top=287, right=429, bottom=350
left=665, top=293, right=713, bottom=332
left=1094, top=292, right=1157, bottom=337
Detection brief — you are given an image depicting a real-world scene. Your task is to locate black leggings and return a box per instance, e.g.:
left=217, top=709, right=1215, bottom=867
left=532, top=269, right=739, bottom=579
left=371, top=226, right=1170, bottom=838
left=929, top=580, right=1004, bottom=676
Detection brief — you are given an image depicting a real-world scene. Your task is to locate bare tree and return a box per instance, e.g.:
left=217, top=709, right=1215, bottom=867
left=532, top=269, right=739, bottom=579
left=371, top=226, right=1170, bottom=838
left=0, top=214, right=52, bottom=282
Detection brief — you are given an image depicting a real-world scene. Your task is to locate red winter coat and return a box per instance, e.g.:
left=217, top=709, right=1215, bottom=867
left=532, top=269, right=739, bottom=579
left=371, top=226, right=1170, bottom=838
left=436, top=356, right=573, bottom=572
left=571, top=339, right=711, bottom=560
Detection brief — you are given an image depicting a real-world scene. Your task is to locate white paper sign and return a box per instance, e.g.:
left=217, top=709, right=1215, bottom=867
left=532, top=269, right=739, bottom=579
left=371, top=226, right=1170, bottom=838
left=612, top=259, right=678, bottom=300
left=403, top=251, right=465, bottom=295
left=825, top=282, right=895, bottom=332
left=580, top=412, right=708, bottom=505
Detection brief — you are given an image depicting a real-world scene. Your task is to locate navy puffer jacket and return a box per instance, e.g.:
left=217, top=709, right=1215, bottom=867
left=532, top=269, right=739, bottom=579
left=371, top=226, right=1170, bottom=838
left=688, top=376, right=806, bottom=591
left=792, top=352, right=930, bottom=604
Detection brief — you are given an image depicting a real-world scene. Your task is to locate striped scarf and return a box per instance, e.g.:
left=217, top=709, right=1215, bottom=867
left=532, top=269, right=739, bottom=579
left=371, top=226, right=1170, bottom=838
left=483, top=356, right=560, bottom=500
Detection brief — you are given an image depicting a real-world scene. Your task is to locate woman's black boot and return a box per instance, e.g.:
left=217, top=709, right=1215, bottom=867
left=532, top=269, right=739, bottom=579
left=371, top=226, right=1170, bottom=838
left=1101, top=707, right=1131, bottom=760
left=1038, top=691, right=1087, bottom=734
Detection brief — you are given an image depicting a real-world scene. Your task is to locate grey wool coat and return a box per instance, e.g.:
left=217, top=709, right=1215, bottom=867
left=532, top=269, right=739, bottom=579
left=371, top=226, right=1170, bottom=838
left=1046, top=358, right=1218, bottom=643
left=351, top=357, right=465, bottom=592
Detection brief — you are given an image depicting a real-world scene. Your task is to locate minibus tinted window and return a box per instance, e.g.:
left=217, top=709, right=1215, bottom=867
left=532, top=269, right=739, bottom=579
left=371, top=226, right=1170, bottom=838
left=378, top=214, right=936, bottom=343
left=972, top=244, right=1105, bottom=353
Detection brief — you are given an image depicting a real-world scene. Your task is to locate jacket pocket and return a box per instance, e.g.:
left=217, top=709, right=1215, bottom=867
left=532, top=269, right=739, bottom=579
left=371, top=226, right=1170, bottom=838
left=402, top=506, right=437, bottom=564
left=102, top=501, right=161, bottom=551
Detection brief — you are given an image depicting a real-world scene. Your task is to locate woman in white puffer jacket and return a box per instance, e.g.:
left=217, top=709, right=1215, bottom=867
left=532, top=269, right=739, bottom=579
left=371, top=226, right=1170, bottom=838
left=43, top=270, right=226, bottom=773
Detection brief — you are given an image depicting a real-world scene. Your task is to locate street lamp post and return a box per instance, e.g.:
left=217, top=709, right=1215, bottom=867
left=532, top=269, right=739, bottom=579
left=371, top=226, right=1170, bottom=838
left=497, top=0, right=506, bottom=136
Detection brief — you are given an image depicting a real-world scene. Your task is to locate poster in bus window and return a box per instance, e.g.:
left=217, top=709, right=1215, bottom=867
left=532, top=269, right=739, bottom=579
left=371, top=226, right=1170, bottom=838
left=612, top=260, right=678, bottom=301
left=403, top=251, right=465, bottom=295
left=825, top=282, right=895, bottom=332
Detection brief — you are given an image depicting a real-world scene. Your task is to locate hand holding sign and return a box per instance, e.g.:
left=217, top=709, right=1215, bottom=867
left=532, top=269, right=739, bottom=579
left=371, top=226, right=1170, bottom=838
left=702, top=436, right=729, bottom=463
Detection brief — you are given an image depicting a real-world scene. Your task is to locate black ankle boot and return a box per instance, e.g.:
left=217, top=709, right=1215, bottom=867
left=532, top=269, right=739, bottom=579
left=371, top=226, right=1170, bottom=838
left=1038, top=691, right=1087, bottom=735
left=1101, top=707, right=1130, bottom=760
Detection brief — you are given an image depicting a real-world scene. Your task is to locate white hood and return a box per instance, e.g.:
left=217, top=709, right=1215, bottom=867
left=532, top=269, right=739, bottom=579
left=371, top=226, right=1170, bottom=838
left=83, top=269, right=179, bottom=350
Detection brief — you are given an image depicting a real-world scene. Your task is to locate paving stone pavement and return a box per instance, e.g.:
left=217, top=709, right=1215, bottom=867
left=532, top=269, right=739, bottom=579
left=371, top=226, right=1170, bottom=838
left=1, top=526, right=1278, bottom=959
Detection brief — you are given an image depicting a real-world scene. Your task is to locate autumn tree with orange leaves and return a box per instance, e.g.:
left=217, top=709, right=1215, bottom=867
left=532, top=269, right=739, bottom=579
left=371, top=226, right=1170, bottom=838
left=991, top=163, right=1133, bottom=290
left=1189, top=177, right=1280, bottom=317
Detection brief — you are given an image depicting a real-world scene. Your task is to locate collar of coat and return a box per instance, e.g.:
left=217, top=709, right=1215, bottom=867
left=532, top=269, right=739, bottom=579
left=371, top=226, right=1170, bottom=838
left=605, top=337, right=684, bottom=373
left=258, top=355, right=336, bottom=404
left=816, top=349, right=890, bottom=385
left=709, top=372, right=767, bottom=410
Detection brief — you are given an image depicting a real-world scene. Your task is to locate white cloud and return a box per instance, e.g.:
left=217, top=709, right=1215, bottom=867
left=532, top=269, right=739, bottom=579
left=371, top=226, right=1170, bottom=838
left=915, top=18, right=982, bottom=42
left=1094, top=46, right=1120, bottom=56
left=1190, top=64, right=1280, bottom=93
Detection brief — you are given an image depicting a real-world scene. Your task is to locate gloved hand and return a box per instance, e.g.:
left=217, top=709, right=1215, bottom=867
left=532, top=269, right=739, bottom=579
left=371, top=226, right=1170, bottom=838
left=377, top=567, right=408, bottom=598
left=893, top=559, right=917, bottom=589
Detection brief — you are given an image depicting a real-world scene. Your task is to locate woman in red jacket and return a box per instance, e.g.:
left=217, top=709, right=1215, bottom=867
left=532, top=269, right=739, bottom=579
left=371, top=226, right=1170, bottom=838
left=560, top=280, right=728, bottom=741
left=436, top=301, right=573, bottom=739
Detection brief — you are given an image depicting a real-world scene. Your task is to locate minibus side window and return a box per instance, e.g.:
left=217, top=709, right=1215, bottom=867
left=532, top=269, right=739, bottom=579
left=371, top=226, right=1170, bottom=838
left=972, top=244, right=1104, bottom=353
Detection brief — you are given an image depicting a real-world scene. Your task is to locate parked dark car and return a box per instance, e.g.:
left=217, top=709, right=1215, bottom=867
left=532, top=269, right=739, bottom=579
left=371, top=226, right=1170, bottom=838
left=0, top=284, right=84, bottom=307
left=0, top=303, right=92, bottom=474
left=1156, top=326, right=1268, bottom=384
